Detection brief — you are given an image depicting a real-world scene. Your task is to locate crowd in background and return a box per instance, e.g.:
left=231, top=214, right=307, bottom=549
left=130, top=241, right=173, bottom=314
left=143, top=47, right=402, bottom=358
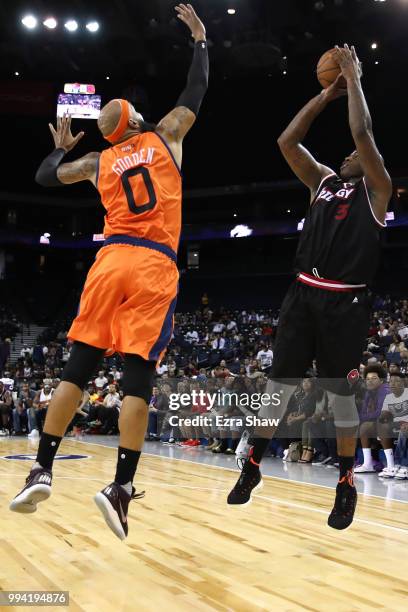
left=1, top=294, right=408, bottom=479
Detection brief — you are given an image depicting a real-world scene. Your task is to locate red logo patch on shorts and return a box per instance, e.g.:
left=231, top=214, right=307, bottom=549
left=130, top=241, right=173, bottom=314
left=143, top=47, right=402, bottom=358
left=347, top=369, right=360, bottom=384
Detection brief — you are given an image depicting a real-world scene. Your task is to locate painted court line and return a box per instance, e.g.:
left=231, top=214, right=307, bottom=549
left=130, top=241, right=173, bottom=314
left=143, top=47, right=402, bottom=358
left=69, top=438, right=408, bottom=505
left=3, top=439, right=408, bottom=535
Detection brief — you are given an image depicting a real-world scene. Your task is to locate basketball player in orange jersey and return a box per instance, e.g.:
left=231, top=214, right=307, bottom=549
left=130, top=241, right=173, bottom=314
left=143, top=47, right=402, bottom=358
left=10, top=4, right=208, bottom=540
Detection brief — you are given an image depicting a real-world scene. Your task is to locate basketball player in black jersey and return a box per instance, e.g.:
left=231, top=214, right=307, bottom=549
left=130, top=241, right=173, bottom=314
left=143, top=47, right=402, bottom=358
left=227, top=45, right=392, bottom=529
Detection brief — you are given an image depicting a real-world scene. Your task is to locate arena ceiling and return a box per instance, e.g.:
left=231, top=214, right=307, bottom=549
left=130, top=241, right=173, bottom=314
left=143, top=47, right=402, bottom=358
left=0, top=0, right=405, bottom=80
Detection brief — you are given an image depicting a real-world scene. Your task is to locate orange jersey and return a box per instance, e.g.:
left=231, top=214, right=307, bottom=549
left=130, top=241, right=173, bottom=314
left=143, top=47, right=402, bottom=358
left=97, top=131, right=182, bottom=254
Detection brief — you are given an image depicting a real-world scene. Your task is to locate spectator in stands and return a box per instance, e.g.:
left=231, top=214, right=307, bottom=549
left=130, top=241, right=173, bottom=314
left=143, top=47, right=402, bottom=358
left=185, top=327, right=199, bottom=344
left=32, top=343, right=45, bottom=365
left=280, top=378, right=317, bottom=458
left=184, top=360, right=198, bottom=377
left=146, top=387, right=160, bottom=440
left=377, top=373, right=408, bottom=477
left=388, top=334, right=406, bottom=353
left=389, top=363, right=401, bottom=375
left=378, top=323, right=390, bottom=338
left=355, top=364, right=389, bottom=473
left=226, top=318, right=237, bottom=331
left=399, top=350, right=408, bottom=375
left=398, top=322, right=408, bottom=341
left=94, top=370, right=108, bottom=390
left=211, top=361, right=232, bottom=379
left=100, top=384, right=121, bottom=434
left=20, top=344, right=32, bottom=359
left=212, top=318, right=225, bottom=333
left=212, top=333, right=225, bottom=350
left=0, top=371, right=14, bottom=391
left=0, top=380, right=13, bottom=435
left=109, top=365, right=122, bottom=382
left=13, top=399, right=29, bottom=435
left=31, top=381, right=54, bottom=437
left=157, top=361, right=168, bottom=376
left=14, top=382, right=35, bottom=434
left=256, top=343, right=273, bottom=375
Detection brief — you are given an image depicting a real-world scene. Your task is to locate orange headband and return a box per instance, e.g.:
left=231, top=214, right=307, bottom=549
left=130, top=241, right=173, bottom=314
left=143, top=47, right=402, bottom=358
left=104, top=99, right=130, bottom=144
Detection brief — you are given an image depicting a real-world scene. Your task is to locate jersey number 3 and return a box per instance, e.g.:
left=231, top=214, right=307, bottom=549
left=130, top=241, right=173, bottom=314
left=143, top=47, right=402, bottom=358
left=335, top=203, right=350, bottom=221
left=121, top=167, right=157, bottom=215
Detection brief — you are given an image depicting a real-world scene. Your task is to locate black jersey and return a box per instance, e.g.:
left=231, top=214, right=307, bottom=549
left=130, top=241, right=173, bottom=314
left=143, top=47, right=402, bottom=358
left=294, top=173, right=385, bottom=285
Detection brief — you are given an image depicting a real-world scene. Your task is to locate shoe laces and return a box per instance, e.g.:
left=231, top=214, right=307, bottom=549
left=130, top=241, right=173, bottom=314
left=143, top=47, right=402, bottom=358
left=334, top=471, right=355, bottom=516
left=236, top=463, right=259, bottom=492
left=130, top=487, right=145, bottom=501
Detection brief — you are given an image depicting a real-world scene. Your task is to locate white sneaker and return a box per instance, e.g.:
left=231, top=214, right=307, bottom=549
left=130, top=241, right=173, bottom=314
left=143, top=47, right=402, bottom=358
left=354, top=464, right=376, bottom=473
left=282, top=449, right=289, bottom=462
left=0, top=429, right=7, bottom=437
left=378, top=466, right=398, bottom=478
left=395, top=466, right=408, bottom=480
left=28, top=429, right=39, bottom=439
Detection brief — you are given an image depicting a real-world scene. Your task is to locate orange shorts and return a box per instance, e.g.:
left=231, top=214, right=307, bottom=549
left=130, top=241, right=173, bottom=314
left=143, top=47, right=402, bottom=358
left=68, top=243, right=179, bottom=362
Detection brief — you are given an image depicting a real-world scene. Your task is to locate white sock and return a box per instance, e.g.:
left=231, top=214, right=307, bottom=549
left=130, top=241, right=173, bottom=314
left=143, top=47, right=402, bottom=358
left=384, top=448, right=395, bottom=469
left=33, top=462, right=45, bottom=471
left=362, top=448, right=373, bottom=467
left=120, top=482, right=132, bottom=496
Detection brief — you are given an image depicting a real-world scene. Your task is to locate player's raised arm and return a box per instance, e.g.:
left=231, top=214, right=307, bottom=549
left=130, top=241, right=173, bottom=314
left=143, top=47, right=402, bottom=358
left=277, top=78, right=346, bottom=200
left=334, top=44, right=392, bottom=223
left=156, top=4, right=209, bottom=166
left=35, top=114, right=100, bottom=187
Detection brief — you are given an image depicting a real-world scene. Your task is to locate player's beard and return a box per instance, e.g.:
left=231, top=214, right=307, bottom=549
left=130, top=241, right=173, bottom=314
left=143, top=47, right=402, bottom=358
left=139, top=120, right=157, bottom=133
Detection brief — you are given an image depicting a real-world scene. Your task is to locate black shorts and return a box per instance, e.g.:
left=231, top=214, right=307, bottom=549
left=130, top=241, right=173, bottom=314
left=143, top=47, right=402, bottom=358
left=271, top=279, right=370, bottom=383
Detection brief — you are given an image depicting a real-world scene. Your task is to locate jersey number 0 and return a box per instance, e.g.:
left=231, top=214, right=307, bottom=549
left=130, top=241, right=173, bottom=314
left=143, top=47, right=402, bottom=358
left=121, top=167, right=157, bottom=215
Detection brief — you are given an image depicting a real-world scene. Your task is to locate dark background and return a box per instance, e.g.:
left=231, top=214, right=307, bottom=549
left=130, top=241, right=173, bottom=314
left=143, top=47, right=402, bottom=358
left=0, top=0, right=407, bottom=320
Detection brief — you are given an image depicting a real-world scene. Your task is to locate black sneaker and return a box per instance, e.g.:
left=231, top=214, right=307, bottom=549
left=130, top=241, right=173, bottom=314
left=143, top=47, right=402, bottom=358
left=94, top=482, right=145, bottom=540
left=227, top=461, right=263, bottom=506
left=9, top=467, right=52, bottom=513
left=328, top=471, right=357, bottom=530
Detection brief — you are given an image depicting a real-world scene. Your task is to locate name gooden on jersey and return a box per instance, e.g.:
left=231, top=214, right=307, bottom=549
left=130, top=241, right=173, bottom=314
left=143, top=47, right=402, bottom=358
left=316, top=183, right=356, bottom=221
left=112, top=145, right=155, bottom=177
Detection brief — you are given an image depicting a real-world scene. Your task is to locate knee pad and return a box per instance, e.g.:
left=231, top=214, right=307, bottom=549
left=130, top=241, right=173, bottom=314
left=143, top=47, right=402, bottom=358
left=62, top=342, right=106, bottom=390
left=327, top=391, right=360, bottom=429
left=122, top=354, right=156, bottom=403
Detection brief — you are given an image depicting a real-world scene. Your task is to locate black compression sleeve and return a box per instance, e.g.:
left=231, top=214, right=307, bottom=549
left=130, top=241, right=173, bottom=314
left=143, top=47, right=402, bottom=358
left=176, top=40, right=209, bottom=116
left=35, top=148, right=66, bottom=187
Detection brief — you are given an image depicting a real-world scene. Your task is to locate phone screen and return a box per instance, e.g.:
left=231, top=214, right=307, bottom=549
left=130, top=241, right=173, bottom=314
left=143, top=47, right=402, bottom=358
left=57, top=93, right=101, bottom=119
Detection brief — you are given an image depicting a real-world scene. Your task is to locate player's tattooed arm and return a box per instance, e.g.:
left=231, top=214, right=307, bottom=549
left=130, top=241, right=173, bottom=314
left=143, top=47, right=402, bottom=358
left=157, top=107, right=196, bottom=143
left=277, top=94, right=335, bottom=201
left=36, top=114, right=99, bottom=187
left=56, top=152, right=100, bottom=185
left=334, top=45, right=392, bottom=223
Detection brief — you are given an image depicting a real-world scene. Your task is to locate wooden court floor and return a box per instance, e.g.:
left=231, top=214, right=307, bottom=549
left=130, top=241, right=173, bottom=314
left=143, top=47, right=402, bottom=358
left=0, top=438, right=407, bottom=612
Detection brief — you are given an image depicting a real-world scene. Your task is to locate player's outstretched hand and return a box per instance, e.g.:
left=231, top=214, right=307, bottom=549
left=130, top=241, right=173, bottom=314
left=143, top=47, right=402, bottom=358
left=322, top=74, right=348, bottom=103
left=333, top=44, right=363, bottom=82
left=175, top=3, right=206, bottom=42
left=48, top=113, right=84, bottom=152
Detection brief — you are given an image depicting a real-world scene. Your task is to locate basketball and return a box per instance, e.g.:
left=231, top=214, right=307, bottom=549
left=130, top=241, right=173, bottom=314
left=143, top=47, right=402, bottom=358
left=317, top=48, right=345, bottom=88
